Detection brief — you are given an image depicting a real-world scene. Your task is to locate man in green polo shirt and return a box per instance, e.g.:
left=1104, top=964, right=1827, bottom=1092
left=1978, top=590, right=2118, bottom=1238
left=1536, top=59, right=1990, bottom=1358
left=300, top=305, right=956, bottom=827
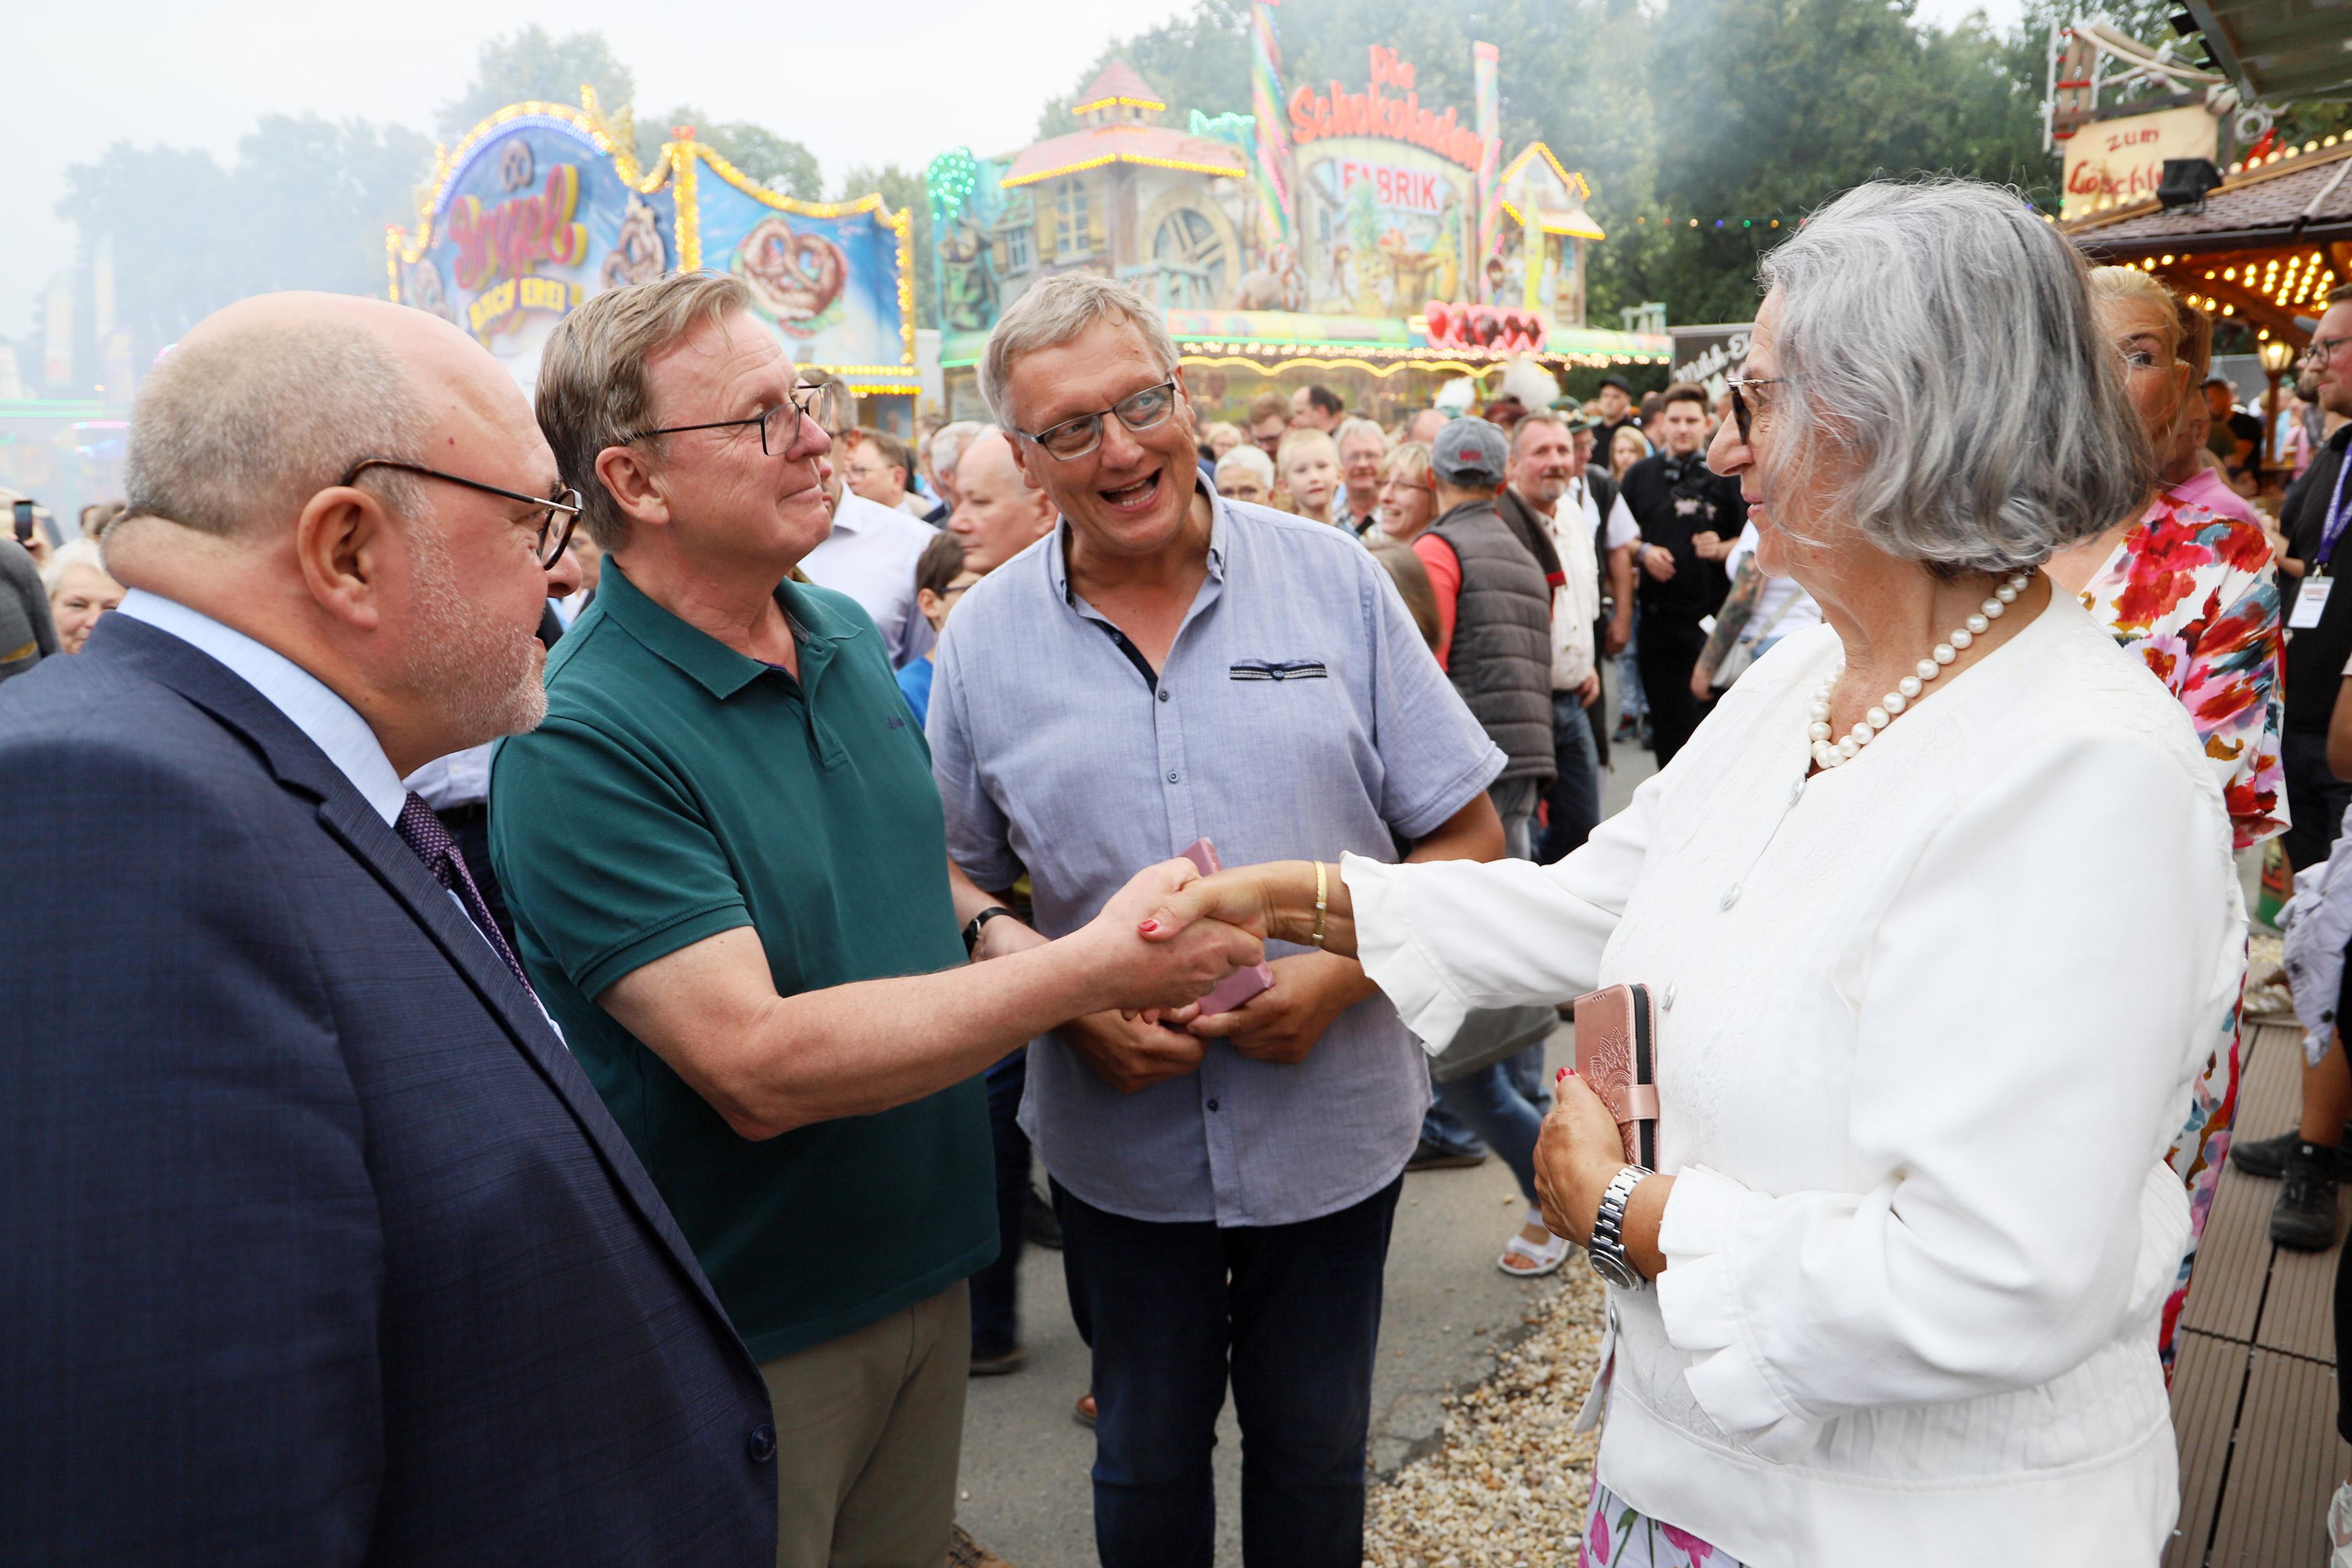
left=488, top=273, right=1260, bottom=1568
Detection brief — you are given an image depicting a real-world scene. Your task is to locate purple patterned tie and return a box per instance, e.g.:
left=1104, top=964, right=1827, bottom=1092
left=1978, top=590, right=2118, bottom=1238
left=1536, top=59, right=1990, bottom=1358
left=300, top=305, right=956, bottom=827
left=395, top=792, right=535, bottom=995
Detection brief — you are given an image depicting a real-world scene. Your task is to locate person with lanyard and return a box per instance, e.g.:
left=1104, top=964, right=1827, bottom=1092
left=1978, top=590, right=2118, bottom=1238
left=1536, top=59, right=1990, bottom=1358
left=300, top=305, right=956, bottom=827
left=2247, top=289, right=2352, bottom=1266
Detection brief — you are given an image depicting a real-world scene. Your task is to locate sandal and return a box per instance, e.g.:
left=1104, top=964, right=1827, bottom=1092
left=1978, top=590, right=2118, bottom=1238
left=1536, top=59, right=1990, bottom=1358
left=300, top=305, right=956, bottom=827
left=1498, top=1216, right=1572, bottom=1278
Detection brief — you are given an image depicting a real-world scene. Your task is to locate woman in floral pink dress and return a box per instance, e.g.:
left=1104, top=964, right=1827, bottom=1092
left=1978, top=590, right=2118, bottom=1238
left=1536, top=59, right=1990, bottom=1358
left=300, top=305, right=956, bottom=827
left=2053, top=266, right=2286, bottom=1373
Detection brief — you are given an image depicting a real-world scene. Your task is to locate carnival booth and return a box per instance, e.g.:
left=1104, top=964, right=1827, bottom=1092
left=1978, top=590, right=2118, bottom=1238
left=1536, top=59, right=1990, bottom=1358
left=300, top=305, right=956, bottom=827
left=388, top=90, right=920, bottom=430
left=925, top=20, right=1670, bottom=425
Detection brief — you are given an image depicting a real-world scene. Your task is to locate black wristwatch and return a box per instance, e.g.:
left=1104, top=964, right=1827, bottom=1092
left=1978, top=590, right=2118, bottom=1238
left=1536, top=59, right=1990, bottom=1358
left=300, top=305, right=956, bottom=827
left=962, top=906, right=1015, bottom=956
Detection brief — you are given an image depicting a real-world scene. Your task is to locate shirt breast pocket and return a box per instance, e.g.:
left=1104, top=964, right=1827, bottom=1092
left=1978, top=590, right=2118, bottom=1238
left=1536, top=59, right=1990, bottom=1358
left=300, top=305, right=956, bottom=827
left=1228, top=660, right=1329, bottom=682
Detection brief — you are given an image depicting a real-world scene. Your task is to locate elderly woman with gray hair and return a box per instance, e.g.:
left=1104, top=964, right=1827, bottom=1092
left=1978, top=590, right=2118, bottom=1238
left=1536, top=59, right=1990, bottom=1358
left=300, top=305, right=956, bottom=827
left=1146, top=179, right=2242, bottom=1564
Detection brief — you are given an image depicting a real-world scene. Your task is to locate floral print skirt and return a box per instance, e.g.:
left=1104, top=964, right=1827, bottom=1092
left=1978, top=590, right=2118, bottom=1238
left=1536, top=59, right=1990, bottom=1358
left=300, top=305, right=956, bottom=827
left=1582, top=1481, right=1745, bottom=1567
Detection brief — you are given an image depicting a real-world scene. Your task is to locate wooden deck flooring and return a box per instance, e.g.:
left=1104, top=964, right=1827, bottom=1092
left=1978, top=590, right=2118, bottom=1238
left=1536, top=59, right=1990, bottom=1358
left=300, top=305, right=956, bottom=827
left=2169, top=1020, right=2349, bottom=1567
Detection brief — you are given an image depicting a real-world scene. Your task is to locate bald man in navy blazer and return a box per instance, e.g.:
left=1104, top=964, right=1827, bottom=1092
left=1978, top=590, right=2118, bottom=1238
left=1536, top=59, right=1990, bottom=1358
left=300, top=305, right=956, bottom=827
left=0, top=295, right=774, bottom=1564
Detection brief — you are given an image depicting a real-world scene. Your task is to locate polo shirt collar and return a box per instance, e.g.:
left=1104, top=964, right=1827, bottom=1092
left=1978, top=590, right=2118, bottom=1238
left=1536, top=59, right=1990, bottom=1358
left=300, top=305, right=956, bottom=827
left=1048, top=493, right=1229, bottom=608
left=597, top=556, right=859, bottom=702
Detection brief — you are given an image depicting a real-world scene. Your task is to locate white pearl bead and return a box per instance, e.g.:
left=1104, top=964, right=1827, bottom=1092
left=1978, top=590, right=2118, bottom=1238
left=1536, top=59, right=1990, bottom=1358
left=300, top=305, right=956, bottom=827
left=1995, top=583, right=2018, bottom=603
left=1809, top=721, right=1831, bottom=741
left=1964, top=614, right=1988, bottom=634
left=1982, top=599, right=2004, bottom=619
left=1809, top=700, right=1829, bottom=722
left=1898, top=676, right=1922, bottom=698
left=1850, top=720, right=1873, bottom=741
left=1814, top=741, right=1839, bottom=769
left=1836, top=736, right=1860, bottom=759
left=1931, top=643, right=1956, bottom=665
left=1948, top=628, right=1972, bottom=650
left=1883, top=691, right=1906, bottom=714
left=1866, top=706, right=1890, bottom=729
left=1916, top=658, right=1940, bottom=681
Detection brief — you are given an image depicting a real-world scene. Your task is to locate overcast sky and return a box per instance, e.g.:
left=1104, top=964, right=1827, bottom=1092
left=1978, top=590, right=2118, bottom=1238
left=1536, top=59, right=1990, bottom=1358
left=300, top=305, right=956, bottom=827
left=6, top=0, right=2025, bottom=333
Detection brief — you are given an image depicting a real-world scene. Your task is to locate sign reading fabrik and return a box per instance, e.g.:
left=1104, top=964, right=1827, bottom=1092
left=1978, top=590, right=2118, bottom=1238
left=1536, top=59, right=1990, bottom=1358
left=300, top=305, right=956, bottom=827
left=1290, top=45, right=1484, bottom=172
left=447, top=164, right=591, bottom=339
left=2059, top=105, right=2221, bottom=221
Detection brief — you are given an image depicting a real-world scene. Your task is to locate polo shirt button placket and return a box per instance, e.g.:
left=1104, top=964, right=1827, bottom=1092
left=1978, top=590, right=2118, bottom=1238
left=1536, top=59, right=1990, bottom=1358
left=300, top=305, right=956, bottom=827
left=747, top=1423, right=776, bottom=1464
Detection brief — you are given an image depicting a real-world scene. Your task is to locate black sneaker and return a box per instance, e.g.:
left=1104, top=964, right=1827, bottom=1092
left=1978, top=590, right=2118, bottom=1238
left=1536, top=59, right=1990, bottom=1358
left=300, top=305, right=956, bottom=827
left=2231, top=1128, right=2352, bottom=1180
left=1405, top=1138, right=1488, bottom=1172
left=2270, top=1143, right=2341, bottom=1251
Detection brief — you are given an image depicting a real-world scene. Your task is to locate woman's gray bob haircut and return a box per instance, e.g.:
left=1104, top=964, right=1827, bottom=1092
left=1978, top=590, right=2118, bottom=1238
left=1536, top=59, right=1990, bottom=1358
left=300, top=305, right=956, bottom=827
left=1760, top=178, right=2150, bottom=572
left=978, top=274, right=1182, bottom=430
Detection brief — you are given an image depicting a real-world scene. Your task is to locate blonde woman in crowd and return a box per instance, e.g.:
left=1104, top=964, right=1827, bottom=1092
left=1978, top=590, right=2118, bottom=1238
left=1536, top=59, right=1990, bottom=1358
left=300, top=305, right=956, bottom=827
left=1212, top=444, right=1275, bottom=506
left=1609, top=424, right=1652, bottom=482
left=1275, top=427, right=1341, bottom=524
left=39, top=538, right=122, bottom=656
left=1373, top=443, right=1440, bottom=543
left=1200, top=420, right=1244, bottom=461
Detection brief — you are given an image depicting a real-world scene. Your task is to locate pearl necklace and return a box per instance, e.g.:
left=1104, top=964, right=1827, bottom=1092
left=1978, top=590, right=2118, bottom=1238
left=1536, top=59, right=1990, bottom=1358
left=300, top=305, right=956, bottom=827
left=1807, top=571, right=2032, bottom=771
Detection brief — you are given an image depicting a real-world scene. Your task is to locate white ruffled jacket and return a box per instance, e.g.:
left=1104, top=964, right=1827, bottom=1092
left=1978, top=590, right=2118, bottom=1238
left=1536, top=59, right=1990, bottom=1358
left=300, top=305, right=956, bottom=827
left=1348, top=598, right=2243, bottom=1566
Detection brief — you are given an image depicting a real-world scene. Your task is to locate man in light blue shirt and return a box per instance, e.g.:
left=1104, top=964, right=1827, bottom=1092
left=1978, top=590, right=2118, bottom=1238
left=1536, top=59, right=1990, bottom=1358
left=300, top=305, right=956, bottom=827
left=927, top=275, right=1503, bottom=1567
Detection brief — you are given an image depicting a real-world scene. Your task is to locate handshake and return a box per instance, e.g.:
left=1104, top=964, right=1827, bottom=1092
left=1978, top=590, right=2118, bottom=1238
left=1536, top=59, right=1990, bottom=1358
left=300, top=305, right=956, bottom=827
left=979, top=856, right=1363, bottom=1094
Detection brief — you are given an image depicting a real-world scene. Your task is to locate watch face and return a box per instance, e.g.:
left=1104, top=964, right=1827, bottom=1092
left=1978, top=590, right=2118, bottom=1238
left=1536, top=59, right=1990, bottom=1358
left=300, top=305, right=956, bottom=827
left=1589, top=1245, right=1641, bottom=1290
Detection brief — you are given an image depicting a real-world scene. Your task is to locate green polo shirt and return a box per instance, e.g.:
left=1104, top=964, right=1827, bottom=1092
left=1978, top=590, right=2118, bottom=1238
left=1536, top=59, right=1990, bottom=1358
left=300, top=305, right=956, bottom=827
left=487, top=559, right=994, bottom=1362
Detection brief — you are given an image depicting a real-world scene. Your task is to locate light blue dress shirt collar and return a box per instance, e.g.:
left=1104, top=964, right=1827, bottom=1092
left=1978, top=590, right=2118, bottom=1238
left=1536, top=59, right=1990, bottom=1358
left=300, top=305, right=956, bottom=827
left=114, top=589, right=407, bottom=827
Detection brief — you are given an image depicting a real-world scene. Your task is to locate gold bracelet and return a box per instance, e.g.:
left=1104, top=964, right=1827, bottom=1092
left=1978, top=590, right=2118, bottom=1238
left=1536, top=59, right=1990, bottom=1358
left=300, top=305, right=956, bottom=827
left=1310, top=860, right=1329, bottom=949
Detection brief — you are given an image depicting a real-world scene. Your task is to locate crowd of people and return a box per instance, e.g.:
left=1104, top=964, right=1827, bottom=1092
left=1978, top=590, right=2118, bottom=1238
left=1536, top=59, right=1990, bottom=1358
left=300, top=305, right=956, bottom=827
left=5, top=172, right=2352, bottom=1568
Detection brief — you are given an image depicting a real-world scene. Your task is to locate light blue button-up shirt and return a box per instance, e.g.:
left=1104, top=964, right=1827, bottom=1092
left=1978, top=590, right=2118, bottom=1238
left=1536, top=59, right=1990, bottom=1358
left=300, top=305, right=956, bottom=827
left=928, top=498, right=1503, bottom=1227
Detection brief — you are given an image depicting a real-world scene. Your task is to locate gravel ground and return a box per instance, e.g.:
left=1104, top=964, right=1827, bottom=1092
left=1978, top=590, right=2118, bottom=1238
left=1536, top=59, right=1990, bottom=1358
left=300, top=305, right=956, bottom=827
left=1363, top=1260, right=1611, bottom=1568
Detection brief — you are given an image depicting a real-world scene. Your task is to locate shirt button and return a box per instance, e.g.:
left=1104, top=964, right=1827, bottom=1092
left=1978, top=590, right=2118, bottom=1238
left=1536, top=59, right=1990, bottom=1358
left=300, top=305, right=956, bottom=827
left=1158, top=689, right=1171, bottom=702
left=1787, top=777, right=1805, bottom=805
left=1719, top=883, right=1741, bottom=910
left=1663, top=981, right=1679, bottom=1009
left=747, top=1423, right=776, bottom=1463
left=1206, top=1098, right=1221, bottom=1112
left=1167, top=771, right=1180, bottom=783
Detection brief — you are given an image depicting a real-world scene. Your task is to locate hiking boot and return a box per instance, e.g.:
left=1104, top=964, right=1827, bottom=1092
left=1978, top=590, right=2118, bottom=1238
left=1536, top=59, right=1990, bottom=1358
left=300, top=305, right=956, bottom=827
left=2270, top=1142, right=2341, bottom=1251
left=2232, top=1128, right=2352, bottom=1180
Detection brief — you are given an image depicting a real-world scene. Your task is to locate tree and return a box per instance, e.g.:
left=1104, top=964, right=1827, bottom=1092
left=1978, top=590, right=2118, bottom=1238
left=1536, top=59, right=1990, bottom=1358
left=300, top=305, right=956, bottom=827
left=55, top=114, right=430, bottom=371
left=660, top=109, right=822, bottom=199
left=440, top=26, right=635, bottom=137
left=839, top=163, right=937, bottom=329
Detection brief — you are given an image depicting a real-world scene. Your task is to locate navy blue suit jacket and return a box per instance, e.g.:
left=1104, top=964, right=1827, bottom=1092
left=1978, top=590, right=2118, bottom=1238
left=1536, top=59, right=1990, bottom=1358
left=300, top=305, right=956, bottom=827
left=0, top=615, right=776, bottom=1564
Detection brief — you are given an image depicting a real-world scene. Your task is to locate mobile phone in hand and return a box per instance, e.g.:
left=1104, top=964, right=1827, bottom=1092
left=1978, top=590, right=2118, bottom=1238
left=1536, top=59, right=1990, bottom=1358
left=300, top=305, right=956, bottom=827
left=11, top=499, right=33, bottom=545
left=1177, top=837, right=1276, bottom=1015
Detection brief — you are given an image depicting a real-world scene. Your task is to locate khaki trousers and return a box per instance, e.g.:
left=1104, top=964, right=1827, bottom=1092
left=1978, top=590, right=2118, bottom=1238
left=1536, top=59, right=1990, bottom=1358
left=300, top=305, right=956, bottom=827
left=760, top=1280, right=970, bottom=1568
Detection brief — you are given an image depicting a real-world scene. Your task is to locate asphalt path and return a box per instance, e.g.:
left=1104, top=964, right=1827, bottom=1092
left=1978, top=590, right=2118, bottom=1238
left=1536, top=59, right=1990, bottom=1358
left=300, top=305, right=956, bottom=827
left=955, top=701, right=1656, bottom=1567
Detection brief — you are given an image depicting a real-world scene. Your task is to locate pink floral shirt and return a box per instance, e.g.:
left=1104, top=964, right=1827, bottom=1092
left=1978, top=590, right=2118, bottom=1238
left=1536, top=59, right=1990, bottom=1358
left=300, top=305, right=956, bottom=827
left=2077, top=486, right=2287, bottom=851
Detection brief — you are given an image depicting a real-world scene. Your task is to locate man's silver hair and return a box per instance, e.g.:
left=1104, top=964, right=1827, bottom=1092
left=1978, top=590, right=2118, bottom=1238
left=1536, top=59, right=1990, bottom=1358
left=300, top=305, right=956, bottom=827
left=978, top=274, right=1181, bottom=430
left=1333, top=416, right=1387, bottom=452
left=125, top=317, right=428, bottom=536
left=1758, top=178, right=2150, bottom=572
left=930, top=420, right=988, bottom=476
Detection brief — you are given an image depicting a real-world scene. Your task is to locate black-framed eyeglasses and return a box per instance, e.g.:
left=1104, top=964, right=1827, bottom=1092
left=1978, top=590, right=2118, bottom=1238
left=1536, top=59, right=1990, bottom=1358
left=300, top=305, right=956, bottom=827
left=340, top=458, right=582, bottom=569
left=1016, top=380, right=1180, bottom=462
left=1726, top=376, right=1787, bottom=446
left=628, top=380, right=840, bottom=458
left=2306, top=335, right=2351, bottom=366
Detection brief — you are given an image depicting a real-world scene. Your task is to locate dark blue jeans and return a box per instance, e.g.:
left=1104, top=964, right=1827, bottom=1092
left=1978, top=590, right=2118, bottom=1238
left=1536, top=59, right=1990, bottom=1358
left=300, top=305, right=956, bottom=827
left=1052, top=1174, right=1403, bottom=1568
left=1537, top=690, right=1604, bottom=864
left=969, top=1048, right=1030, bottom=1359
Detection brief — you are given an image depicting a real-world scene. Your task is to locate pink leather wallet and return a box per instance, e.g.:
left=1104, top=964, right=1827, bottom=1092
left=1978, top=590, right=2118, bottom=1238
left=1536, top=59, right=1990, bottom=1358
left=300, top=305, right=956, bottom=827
left=1571, top=983, right=1660, bottom=1166
left=1178, top=837, right=1276, bottom=1015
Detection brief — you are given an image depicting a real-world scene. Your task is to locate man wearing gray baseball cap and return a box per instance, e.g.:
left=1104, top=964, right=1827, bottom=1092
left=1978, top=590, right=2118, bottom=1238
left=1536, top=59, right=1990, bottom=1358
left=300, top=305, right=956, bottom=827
left=1405, top=417, right=1556, bottom=859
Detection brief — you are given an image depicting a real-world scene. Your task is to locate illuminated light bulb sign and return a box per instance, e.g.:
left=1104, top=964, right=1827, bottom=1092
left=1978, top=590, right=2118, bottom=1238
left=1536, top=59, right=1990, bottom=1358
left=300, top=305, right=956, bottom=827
left=1288, top=45, right=1485, bottom=172
left=447, top=161, right=591, bottom=339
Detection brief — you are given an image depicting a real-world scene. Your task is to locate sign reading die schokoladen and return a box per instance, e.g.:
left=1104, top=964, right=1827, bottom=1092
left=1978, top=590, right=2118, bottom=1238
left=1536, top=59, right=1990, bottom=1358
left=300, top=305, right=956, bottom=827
left=387, top=92, right=918, bottom=411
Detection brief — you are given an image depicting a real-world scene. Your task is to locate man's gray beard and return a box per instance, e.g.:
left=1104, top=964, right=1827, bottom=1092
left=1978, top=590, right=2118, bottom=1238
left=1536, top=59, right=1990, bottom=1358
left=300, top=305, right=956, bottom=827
left=405, top=528, right=548, bottom=746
